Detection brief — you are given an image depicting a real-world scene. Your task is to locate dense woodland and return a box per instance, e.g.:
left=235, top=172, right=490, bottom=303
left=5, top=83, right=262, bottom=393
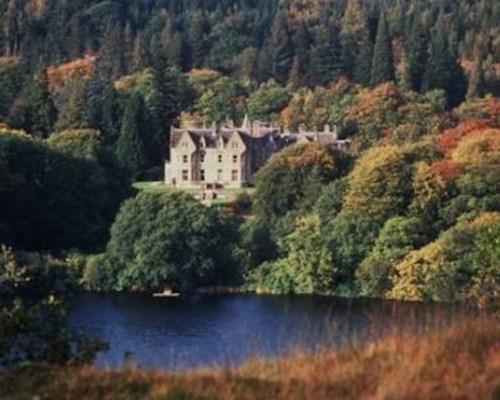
left=1, top=1, right=500, bottom=363
left=0, top=0, right=500, bottom=300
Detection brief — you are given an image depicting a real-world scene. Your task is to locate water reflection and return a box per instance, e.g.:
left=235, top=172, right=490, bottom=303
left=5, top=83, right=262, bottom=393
left=68, top=293, right=466, bottom=371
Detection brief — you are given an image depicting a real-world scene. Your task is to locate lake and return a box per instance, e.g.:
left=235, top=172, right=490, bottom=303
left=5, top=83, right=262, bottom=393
left=68, top=293, right=464, bottom=371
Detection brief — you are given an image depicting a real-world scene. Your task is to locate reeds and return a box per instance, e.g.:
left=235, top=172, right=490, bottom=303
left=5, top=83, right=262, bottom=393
left=1, top=316, right=499, bottom=399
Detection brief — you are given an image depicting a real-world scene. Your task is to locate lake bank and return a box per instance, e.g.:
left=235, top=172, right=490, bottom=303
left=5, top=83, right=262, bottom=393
left=3, top=316, right=499, bottom=399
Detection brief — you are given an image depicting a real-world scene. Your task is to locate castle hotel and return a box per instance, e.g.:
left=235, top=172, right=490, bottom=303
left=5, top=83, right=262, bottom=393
left=165, top=118, right=349, bottom=189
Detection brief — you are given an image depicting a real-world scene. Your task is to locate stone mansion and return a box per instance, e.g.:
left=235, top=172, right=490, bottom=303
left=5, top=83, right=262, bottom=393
left=164, top=118, right=349, bottom=189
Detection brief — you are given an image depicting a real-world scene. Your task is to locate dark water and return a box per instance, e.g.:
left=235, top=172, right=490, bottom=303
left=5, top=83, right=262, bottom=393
left=68, top=293, right=463, bottom=371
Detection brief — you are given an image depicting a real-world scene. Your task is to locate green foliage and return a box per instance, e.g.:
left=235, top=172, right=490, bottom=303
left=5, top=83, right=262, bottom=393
left=0, top=246, right=105, bottom=367
left=0, top=132, right=130, bottom=252
left=356, top=216, right=428, bottom=297
left=324, top=211, right=380, bottom=286
left=47, top=129, right=101, bottom=160
left=248, top=215, right=335, bottom=294
left=468, top=220, right=500, bottom=309
left=344, top=146, right=413, bottom=221
left=105, top=191, right=239, bottom=291
left=247, top=79, right=290, bottom=122
left=115, top=92, right=148, bottom=175
left=370, top=14, right=395, bottom=86
left=389, top=213, right=500, bottom=302
left=253, top=143, right=350, bottom=221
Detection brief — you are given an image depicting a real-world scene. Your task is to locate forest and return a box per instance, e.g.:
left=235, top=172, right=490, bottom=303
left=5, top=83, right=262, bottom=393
left=0, top=0, right=499, bottom=374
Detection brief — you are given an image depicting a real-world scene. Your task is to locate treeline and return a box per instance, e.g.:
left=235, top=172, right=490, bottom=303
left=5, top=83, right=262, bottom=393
left=86, top=88, right=500, bottom=305
left=1, top=0, right=499, bottom=97
left=1, top=0, right=499, bottom=179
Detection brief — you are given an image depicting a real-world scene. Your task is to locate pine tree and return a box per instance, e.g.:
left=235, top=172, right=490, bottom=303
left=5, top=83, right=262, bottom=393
left=287, top=56, right=301, bottom=90
left=405, top=20, right=428, bottom=92
left=309, top=25, right=343, bottom=86
left=115, top=93, right=148, bottom=175
left=28, top=71, right=57, bottom=137
left=424, top=26, right=467, bottom=108
left=370, top=14, right=395, bottom=86
left=292, top=22, right=311, bottom=86
left=270, top=12, right=294, bottom=84
left=467, top=53, right=485, bottom=99
left=354, top=28, right=373, bottom=86
left=188, top=11, right=208, bottom=69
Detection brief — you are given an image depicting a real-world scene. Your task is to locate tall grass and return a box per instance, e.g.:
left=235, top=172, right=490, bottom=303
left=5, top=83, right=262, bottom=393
left=1, top=316, right=499, bottom=399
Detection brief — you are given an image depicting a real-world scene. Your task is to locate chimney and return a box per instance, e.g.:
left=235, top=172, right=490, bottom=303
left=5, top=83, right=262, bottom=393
left=252, top=121, right=261, bottom=137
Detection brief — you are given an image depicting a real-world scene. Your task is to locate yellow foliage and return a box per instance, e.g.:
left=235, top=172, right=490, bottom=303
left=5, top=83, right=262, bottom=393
left=114, top=69, right=154, bottom=91
left=344, top=145, right=410, bottom=220
left=451, top=128, right=500, bottom=165
left=468, top=212, right=500, bottom=231
left=0, top=124, right=29, bottom=137
left=388, top=241, right=445, bottom=301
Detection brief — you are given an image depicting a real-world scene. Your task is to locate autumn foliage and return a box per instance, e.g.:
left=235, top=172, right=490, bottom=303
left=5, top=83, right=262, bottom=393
left=437, top=118, right=494, bottom=154
left=46, top=56, right=96, bottom=92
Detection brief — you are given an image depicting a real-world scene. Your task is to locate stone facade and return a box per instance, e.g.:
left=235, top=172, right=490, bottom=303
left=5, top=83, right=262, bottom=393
left=165, top=119, right=349, bottom=189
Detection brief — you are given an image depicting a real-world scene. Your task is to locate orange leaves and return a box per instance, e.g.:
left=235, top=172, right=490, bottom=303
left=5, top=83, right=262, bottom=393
left=46, top=56, right=96, bottom=92
left=348, top=82, right=401, bottom=120
left=437, top=119, right=494, bottom=154
left=430, top=160, right=465, bottom=183
left=282, top=143, right=335, bottom=170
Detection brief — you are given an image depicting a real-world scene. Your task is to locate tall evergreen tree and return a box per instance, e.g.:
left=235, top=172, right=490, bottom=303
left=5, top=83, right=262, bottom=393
left=424, top=26, right=467, bottom=108
left=370, top=14, right=395, bottom=86
left=270, top=12, right=294, bottom=84
left=115, top=93, right=148, bottom=175
left=309, top=25, right=343, bottom=86
left=405, top=20, right=428, bottom=92
left=354, top=28, right=373, bottom=86
left=28, top=71, right=57, bottom=137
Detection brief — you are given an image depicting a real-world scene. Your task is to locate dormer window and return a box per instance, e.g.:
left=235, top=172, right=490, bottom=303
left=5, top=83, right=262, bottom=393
left=181, top=142, right=188, bottom=149
left=231, top=142, right=238, bottom=149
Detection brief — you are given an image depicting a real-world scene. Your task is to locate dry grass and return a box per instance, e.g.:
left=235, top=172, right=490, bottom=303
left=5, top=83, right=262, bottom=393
left=1, top=317, right=499, bottom=400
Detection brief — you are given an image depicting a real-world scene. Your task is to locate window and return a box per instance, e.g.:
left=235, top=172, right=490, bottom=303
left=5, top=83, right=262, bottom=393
left=233, top=155, right=238, bottom=163
left=181, top=170, right=189, bottom=181
left=218, top=154, right=223, bottom=163
left=231, top=142, right=238, bottom=149
left=231, top=170, right=238, bottom=181
left=200, top=170, right=206, bottom=181
left=200, top=154, right=205, bottom=163
left=183, top=155, right=188, bottom=163
left=217, top=170, right=223, bottom=181
left=182, top=142, right=188, bottom=149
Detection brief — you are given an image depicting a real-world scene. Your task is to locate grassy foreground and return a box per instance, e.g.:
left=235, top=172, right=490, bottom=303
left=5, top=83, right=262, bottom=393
left=1, top=317, right=499, bottom=400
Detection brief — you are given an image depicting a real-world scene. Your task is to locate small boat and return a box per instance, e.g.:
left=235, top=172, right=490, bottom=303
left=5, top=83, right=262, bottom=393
left=153, top=288, right=181, bottom=298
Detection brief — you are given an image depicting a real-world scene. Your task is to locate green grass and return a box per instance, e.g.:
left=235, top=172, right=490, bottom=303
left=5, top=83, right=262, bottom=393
left=133, top=182, right=255, bottom=205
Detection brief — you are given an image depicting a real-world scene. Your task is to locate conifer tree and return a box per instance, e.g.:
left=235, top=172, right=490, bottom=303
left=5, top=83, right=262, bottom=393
left=467, top=54, right=485, bottom=99
left=370, top=14, right=395, bottom=86
left=424, top=26, right=467, bottom=108
left=115, top=93, right=148, bottom=175
left=309, top=25, right=343, bottom=86
left=405, top=21, right=428, bottom=92
left=28, top=71, right=57, bottom=137
left=354, top=28, right=373, bottom=86
left=270, top=12, right=294, bottom=84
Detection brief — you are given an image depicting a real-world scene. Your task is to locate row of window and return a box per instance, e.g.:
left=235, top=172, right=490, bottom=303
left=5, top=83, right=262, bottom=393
left=182, top=154, right=239, bottom=163
left=181, top=169, right=239, bottom=182
left=180, top=142, right=239, bottom=149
